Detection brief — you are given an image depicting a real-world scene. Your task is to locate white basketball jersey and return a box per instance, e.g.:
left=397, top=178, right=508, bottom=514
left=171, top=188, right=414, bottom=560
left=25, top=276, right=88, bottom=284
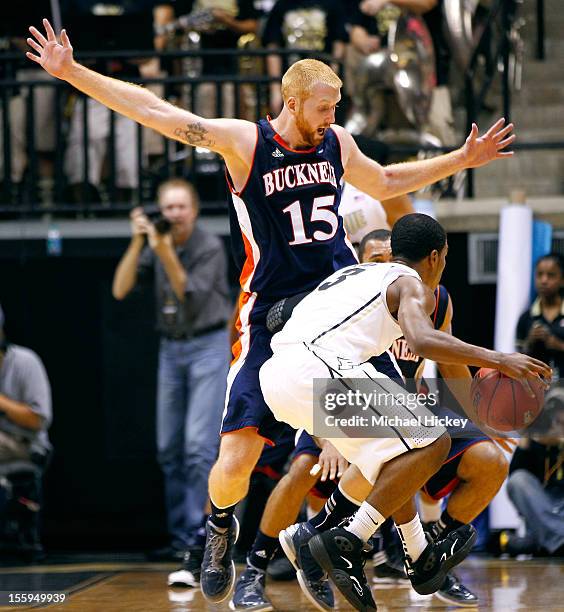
left=271, top=262, right=421, bottom=367
left=339, top=183, right=389, bottom=244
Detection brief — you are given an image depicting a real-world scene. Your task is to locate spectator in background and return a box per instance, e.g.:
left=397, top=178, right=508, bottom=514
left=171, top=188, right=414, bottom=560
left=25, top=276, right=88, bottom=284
left=0, top=306, right=52, bottom=464
left=263, top=0, right=348, bottom=113
left=506, top=388, right=564, bottom=557
left=112, top=178, right=231, bottom=568
left=156, top=0, right=258, bottom=117
left=516, top=253, right=564, bottom=381
left=0, top=1, right=57, bottom=202
left=62, top=0, right=158, bottom=204
left=0, top=304, right=52, bottom=555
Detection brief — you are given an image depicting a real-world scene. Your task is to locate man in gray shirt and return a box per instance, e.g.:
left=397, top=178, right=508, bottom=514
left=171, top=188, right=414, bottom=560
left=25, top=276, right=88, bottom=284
left=113, top=178, right=231, bottom=578
left=0, top=306, right=52, bottom=462
left=0, top=305, right=52, bottom=557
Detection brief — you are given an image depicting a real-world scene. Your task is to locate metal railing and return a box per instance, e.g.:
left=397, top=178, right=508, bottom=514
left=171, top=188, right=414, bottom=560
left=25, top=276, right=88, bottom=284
left=0, top=48, right=341, bottom=216
left=1, top=13, right=561, bottom=217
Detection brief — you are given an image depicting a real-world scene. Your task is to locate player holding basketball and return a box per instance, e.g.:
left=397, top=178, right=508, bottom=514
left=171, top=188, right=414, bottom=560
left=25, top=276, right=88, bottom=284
left=260, top=214, right=550, bottom=611
left=27, top=20, right=518, bottom=605
left=361, top=230, right=511, bottom=607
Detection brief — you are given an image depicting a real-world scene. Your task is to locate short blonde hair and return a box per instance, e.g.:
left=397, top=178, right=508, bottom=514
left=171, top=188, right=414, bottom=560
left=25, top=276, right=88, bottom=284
left=157, top=178, right=199, bottom=214
left=281, top=59, right=342, bottom=103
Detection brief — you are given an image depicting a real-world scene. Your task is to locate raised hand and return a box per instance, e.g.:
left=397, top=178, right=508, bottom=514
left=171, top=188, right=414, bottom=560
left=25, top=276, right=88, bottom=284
left=26, top=19, right=74, bottom=80
left=462, top=118, right=515, bottom=168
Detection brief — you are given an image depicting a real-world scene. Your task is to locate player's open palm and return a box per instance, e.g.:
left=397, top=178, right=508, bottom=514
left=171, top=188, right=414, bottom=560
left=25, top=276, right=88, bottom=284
left=462, top=118, right=515, bottom=168
left=317, top=441, right=348, bottom=482
left=26, top=19, right=73, bottom=80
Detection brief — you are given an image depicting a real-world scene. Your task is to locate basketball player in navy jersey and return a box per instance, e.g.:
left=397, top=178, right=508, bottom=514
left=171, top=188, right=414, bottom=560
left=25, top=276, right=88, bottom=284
left=27, top=20, right=518, bottom=604
left=360, top=230, right=511, bottom=607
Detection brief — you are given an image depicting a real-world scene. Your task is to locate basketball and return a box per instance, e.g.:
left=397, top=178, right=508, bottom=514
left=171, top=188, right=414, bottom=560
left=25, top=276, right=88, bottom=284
left=471, top=368, right=546, bottom=432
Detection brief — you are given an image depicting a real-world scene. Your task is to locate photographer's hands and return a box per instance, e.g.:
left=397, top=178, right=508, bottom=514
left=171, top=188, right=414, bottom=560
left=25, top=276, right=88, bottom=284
left=129, top=207, right=173, bottom=254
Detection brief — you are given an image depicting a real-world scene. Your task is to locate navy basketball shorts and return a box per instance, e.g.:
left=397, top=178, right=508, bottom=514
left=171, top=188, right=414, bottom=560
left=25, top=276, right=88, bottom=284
left=422, top=436, right=490, bottom=500
left=254, top=423, right=297, bottom=479
left=221, top=296, right=288, bottom=444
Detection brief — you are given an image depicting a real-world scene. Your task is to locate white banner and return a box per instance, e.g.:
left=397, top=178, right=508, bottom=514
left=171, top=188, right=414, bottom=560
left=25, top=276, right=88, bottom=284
left=491, top=204, right=533, bottom=529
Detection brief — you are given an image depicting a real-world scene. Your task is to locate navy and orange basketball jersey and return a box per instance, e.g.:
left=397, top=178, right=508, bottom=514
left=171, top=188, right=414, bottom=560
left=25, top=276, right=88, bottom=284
left=391, top=284, right=451, bottom=380
left=226, top=118, right=357, bottom=302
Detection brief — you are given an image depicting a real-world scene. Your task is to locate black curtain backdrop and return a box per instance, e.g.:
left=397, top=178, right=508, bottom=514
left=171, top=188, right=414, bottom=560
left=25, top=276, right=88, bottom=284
left=0, top=232, right=495, bottom=549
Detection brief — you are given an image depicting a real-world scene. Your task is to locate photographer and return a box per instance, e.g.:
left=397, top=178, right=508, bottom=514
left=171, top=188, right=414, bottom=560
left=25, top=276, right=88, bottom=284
left=112, top=178, right=231, bottom=565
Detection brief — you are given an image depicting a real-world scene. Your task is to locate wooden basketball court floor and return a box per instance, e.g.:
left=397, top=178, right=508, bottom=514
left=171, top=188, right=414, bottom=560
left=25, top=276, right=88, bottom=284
left=1, top=556, right=563, bottom=611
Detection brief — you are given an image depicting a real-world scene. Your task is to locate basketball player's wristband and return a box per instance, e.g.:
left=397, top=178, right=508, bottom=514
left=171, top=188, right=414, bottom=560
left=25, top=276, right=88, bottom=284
left=266, top=291, right=310, bottom=334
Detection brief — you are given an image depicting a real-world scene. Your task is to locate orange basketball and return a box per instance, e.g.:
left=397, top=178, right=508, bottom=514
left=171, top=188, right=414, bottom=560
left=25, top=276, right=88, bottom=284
left=470, top=368, right=545, bottom=432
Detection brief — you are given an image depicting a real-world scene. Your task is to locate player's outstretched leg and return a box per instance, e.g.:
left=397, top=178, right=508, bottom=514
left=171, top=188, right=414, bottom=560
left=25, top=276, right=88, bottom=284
left=201, top=430, right=264, bottom=603
left=233, top=450, right=330, bottom=611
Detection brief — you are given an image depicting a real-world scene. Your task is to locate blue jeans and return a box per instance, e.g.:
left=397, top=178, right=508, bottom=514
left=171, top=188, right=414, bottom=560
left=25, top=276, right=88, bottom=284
left=156, top=328, right=229, bottom=548
left=506, top=469, right=564, bottom=553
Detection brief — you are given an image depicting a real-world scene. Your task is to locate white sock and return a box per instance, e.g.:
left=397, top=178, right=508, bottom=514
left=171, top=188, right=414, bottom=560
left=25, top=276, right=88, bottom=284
left=418, top=496, right=442, bottom=523
left=344, top=502, right=386, bottom=543
left=395, top=514, right=427, bottom=562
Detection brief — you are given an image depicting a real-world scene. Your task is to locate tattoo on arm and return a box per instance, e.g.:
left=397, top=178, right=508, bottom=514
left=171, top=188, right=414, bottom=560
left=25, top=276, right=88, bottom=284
left=174, top=122, right=215, bottom=147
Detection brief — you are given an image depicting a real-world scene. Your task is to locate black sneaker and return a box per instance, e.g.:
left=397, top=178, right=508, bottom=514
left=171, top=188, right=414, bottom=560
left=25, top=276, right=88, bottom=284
left=406, top=524, right=477, bottom=595
left=308, top=527, right=376, bottom=612
left=168, top=546, right=203, bottom=587
left=279, top=522, right=335, bottom=611
left=201, top=516, right=240, bottom=603
left=505, top=534, right=537, bottom=557
left=372, top=556, right=410, bottom=586
left=267, top=555, right=296, bottom=582
left=229, top=561, right=274, bottom=611
left=435, top=572, right=478, bottom=607
left=146, top=544, right=185, bottom=562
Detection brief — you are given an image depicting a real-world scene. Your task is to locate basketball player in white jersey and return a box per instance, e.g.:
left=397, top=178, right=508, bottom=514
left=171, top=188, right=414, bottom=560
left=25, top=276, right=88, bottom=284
left=260, top=214, right=551, bottom=610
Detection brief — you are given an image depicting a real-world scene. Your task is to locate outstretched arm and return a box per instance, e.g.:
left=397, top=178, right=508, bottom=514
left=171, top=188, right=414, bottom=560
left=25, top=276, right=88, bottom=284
left=26, top=19, right=255, bottom=159
left=390, top=276, right=551, bottom=383
left=336, top=119, right=515, bottom=201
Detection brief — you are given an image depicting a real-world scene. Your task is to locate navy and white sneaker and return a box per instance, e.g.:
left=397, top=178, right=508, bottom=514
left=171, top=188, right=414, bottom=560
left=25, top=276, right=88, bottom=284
left=435, top=572, right=478, bottom=607
left=201, top=516, right=240, bottom=603
left=406, top=524, right=477, bottom=595
left=279, top=522, right=335, bottom=611
left=229, top=561, right=274, bottom=611
left=308, top=527, right=376, bottom=612
left=168, top=546, right=203, bottom=587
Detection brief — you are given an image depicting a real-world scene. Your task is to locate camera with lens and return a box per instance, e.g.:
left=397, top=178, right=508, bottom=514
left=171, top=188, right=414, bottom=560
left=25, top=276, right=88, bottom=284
left=144, top=206, right=172, bottom=235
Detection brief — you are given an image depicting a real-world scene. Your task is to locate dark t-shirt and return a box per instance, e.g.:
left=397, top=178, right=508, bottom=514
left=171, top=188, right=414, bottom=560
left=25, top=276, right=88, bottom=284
left=262, top=0, right=348, bottom=53
left=348, top=1, right=401, bottom=45
left=137, top=223, right=231, bottom=337
left=510, top=440, right=564, bottom=492
left=167, top=0, right=258, bottom=73
left=61, top=0, right=157, bottom=76
left=516, top=297, right=564, bottom=379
